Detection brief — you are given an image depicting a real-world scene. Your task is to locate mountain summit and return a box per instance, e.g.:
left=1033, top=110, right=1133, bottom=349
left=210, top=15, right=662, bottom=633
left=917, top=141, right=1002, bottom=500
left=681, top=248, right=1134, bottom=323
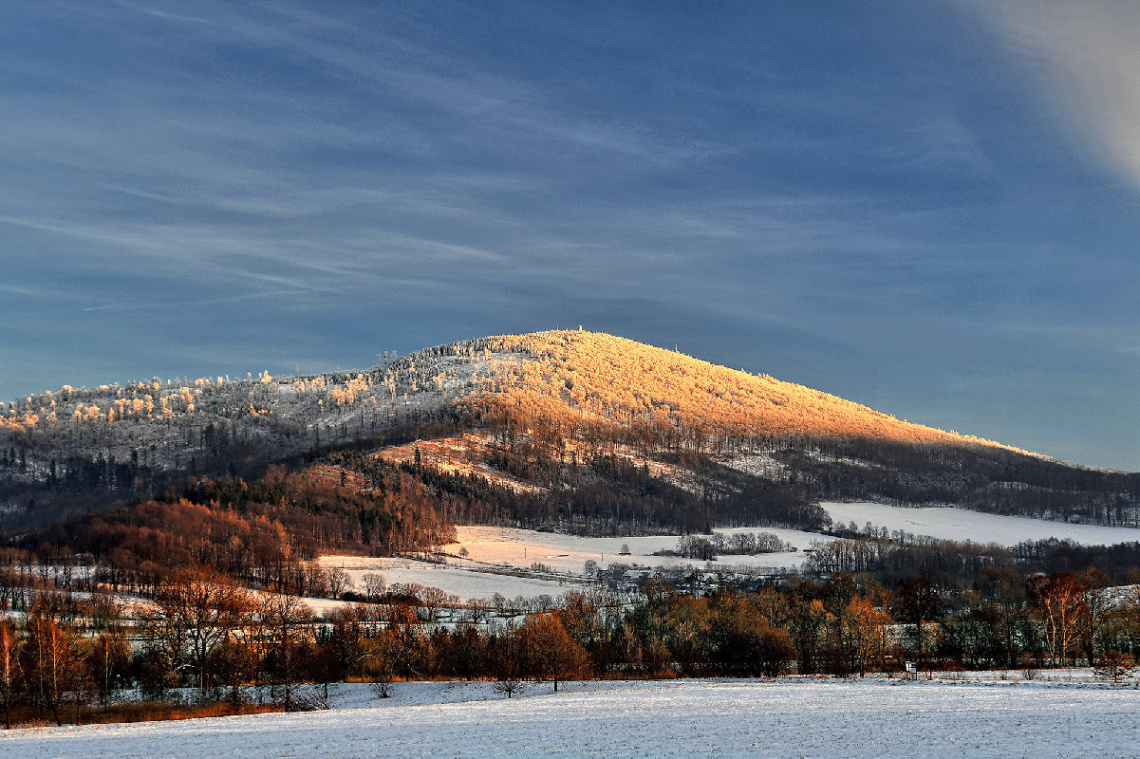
left=462, top=330, right=1024, bottom=452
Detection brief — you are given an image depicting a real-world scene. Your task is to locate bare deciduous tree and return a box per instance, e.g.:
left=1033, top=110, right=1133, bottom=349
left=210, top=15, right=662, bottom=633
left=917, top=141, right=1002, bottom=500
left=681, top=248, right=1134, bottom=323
left=23, top=607, right=85, bottom=726
left=0, top=620, right=22, bottom=729
left=523, top=612, right=588, bottom=692
left=1030, top=573, right=1089, bottom=668
left=492, top=677, right=525, bottom=699
left=143, top=566, right=254, bottom=692
left=361, top=572, right=386, bottom=603
left=326, top=567, right=351, bottom=599
left=261, top=593, right=312, bottom=710
left=1095, top=651, right=1137, bottom=684
left=419, top=586, right=449, bottom=624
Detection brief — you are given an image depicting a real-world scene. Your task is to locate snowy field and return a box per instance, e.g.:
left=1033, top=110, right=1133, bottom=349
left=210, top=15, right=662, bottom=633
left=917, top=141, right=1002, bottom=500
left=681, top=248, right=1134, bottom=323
left=443, top=504, right=1140, bottom=579
left=315, top=504, right=1140, bottom=603
left=318, top=555, right=581, bottom=601
left=7, top=678, right=1139, bottom=758
left=445, top=525, right=815, bottom=572
left=323, top=526, right=814, bottom=603
left=822, top=502, right=1140, bottom=546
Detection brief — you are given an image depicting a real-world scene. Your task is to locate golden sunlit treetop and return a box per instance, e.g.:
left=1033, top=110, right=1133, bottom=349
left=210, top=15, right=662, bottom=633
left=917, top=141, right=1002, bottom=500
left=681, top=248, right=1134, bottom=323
left=467, top=329, right=1030, bottom=454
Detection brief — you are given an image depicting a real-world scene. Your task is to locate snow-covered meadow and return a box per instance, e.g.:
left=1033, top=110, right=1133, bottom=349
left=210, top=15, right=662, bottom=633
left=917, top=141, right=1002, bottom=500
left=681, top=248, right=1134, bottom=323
left=445, top=525, right=815, bottom=572
left=821, top=501, right=1140, bottom=546
left=445, top=504, right=1140, bottom=579
left=317, top=503, right=1140, bottom=604
left=6, top=678, right=1139, bottom=758
left=317, top=553, right=581, bottom=603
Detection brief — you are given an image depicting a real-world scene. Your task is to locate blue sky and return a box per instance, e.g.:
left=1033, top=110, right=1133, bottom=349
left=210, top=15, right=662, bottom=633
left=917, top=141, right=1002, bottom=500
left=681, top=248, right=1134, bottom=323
left=1, top=1, right=1138, bottom=470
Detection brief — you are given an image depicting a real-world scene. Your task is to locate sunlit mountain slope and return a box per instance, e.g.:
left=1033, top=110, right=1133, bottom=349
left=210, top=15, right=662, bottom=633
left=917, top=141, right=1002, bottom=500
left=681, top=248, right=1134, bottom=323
left=464, top=330, right=1025, bottom=452
left=1, top=330, right=1137, bottom=533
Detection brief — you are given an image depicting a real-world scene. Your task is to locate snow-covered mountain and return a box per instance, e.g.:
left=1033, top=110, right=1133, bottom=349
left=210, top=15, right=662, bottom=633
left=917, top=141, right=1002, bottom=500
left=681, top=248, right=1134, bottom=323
left=2, top=330, right=1137, bottom=532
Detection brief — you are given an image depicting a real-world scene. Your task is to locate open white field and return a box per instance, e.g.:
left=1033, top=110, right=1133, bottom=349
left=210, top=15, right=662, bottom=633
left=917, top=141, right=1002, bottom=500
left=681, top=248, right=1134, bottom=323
left=7, top=678, right=1139, bottom=758
left=823, top=501, right=1140, bottom=546
left=319, top=525, right=808, bottom=603
left=317, top=555, right=580, bottom=601
left=316, top=504, right=1140, bottom=603
left=444, top=525, right=817, bottom=573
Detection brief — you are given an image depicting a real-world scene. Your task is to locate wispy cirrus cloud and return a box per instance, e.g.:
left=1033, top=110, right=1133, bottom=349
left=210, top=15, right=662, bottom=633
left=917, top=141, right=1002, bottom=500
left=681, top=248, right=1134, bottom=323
left=973, top=1, right=1140, bottom=187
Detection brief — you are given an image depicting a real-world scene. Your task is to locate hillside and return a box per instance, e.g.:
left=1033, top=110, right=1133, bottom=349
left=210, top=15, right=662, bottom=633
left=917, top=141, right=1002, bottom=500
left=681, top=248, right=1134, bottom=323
left=466, top=331, right=1024, bottom=450
left=2, top=330, right=1138, bottom=541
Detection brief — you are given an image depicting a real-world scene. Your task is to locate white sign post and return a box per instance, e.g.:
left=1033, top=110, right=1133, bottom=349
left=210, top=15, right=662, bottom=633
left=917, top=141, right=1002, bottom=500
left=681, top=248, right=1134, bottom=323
left=905, top=661, right=917, bottom=679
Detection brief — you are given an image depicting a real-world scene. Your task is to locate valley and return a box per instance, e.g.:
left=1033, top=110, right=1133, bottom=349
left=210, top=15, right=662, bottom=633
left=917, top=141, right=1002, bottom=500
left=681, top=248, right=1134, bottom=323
left=1, top=331, right=1138, bottom=731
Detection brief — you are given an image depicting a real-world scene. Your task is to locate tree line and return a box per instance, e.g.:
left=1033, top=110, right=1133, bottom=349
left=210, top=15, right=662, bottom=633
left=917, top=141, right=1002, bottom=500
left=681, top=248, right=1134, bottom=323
left=1, top=560, right=1138, bottom=728
left=804, top=534, right=1140, bottom=588
left=656, top=532, right=796, bottom=561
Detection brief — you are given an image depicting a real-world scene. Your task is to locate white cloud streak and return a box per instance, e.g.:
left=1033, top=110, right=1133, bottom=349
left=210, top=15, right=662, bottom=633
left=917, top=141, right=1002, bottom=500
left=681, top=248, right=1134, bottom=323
left=975, top=1, right=1140, bottom=187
